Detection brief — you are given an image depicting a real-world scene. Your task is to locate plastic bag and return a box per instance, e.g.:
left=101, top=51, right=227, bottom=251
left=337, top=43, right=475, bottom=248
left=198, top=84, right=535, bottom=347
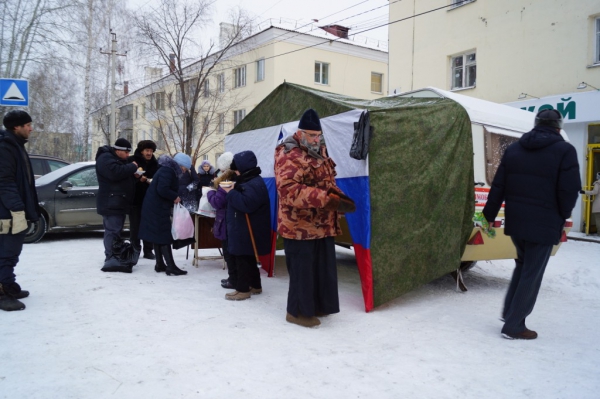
left=198, top=186, right=217, bottom=218
left=172, top=203, right=195, bottom=240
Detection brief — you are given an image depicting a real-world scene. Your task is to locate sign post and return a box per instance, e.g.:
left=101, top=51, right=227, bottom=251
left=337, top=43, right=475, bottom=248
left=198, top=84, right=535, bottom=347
left=0, top=78, right=29, bottom=107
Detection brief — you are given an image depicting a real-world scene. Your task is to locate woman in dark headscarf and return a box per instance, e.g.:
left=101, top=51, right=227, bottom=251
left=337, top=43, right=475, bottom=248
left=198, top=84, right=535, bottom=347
left=139, top=153, right=190, bottom=276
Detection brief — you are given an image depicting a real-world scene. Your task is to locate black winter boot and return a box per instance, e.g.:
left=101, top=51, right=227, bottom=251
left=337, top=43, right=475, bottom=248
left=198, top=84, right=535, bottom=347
left=3, top=282, right=29, bottom=299
left=0, top=283, right=26, bottom=311
left=154, top=245, right=167, bottom=273
left=143, top=242, right=156, bottom=260
left=162, top=245, right=187, bottom=276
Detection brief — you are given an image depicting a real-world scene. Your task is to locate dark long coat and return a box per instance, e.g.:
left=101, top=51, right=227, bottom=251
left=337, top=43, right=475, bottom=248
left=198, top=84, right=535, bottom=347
left=483, top=126, right=581, bottom=245
left=139, top=156, right=180, bottom=245
left=226, top=151, right=271, bottom=256
left=95, top=146, right=137, bottom=216
left=128, top=150, right=159, bottom=207
left=0, top=129, right=39, bottom=222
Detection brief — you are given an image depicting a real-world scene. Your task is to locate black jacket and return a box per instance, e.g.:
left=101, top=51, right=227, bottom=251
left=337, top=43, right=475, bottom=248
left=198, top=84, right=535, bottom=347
left=128, top=150, right=159, bottom=207
left=178, top=167, right=200, bottom=212
left=139, top=156, right=180, bottom=245
left=226, top=151, right=271, bottom=256
left=95, top=145, right=137, bottom=216
left=0, top=129, right=39, bottom=223
left=483, top=126, right=581, bottom=245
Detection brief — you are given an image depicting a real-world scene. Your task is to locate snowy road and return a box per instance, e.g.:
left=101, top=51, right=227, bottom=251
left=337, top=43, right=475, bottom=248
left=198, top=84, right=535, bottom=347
left=1, top=232, right=599, bottom=398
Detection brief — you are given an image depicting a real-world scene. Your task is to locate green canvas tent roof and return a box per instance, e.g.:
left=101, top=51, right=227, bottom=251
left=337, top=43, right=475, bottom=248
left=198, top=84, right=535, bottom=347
left=227, top=82, right=474, bottom=311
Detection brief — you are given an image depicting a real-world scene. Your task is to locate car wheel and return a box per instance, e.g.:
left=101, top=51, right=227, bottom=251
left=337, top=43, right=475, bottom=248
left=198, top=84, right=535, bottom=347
left=24, top=214, right=47, bottom=244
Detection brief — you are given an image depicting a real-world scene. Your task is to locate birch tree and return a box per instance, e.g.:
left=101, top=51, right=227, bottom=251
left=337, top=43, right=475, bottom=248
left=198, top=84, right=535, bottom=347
left=134, top=0, right=252, bottom=163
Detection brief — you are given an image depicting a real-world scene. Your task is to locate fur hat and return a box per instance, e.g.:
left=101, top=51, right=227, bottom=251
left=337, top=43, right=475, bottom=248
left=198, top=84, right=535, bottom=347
left=217, top=152, right=234, bottom=171
left=113, top=138, right=132, bottom=151
left=200, top=160, right=212, bottom=168
left=3, top=110, right=32, bottom=130
left=137, top=140, right=156, bottom=152
left=298, top=108, right=322, bottom=131
left=173, top=152, right=192, bottom=169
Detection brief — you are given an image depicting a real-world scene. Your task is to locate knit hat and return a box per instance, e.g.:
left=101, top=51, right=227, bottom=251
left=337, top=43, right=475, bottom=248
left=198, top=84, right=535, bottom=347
left=3, top=110, right=32, bottom=130
left=137, top=140, right=156, bottom=152
left=173, top=152, right=192, bottom=169
left=113, top=137, right=132, bottom=151
left=217, top=152, right=234, bottom=171
left=200, top=160, right=212, bottom=168
left=298, top=108, right=322, bottom=131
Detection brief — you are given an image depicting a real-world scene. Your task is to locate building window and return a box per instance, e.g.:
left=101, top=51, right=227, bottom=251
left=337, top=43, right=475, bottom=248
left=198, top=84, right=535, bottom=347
left=234, top=65, right=246, bottom=88
left=451, top=52, right=476, bottom=90
left=371, top=72, right=383, bottom=93
left=596, top=17, right=600, bottom=64
left=204, top=79, right=210, bottom=98
left=314, top=62, right=329, bottom=85
left=203, top=154, right=209, bottom=161
left=233, top=109, right=246, bottom=126
left=135, top=106, right=138, bottom=119
left=150, top=91, right=166, bottom=110
left=218, top=73, right=225, bottom=93
left=256, top=59, right=265, bottom=82
left=203, top=116, right=209, bottom=132
left=218, top=113, right=225, bottom=134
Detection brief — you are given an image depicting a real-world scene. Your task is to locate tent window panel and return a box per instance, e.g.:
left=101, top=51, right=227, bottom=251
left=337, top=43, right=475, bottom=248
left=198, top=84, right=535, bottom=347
left=484, top=128, right=518, bottom=185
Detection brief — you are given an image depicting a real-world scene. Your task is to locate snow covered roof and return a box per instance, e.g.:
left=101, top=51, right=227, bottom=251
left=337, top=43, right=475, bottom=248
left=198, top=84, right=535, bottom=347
left=394, top=87, right=535, bottom=134
left=256, top=18, right=388, bottom=53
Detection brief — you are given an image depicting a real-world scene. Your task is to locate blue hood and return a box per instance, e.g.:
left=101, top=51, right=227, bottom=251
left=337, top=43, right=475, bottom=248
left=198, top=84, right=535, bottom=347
left=233, top=151, right=258, bottom=174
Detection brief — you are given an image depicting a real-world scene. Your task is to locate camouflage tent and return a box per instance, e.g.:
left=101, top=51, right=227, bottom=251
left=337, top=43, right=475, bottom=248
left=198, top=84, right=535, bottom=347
left=226, top=82, right=474, bottom=311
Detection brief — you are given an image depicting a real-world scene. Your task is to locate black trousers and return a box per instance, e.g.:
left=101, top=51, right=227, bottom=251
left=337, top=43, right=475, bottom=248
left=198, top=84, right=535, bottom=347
left=284, top=237, right=339, bottom=318
left=222, top=238, right=236, bottom=285
left=502, top=237, right=553, bottom=335
left=232, top=254, right=261, bottom=293
left=129, top=206, right=153, bottom=252
left=0, top=232, right=25, bottom=285
left=102, top=214, right=125, bottom=258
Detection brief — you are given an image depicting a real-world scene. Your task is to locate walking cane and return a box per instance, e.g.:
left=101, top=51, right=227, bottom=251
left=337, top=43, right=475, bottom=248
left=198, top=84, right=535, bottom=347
left=245, top=214, right=262, bottom=268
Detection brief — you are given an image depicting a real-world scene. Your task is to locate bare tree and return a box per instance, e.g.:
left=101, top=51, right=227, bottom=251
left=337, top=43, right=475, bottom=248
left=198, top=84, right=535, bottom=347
left=134, top=0, right=252, bottom=163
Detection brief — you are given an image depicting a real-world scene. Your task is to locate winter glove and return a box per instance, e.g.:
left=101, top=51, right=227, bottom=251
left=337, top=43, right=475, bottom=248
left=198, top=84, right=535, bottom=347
left=323, top=193, right=341, bottom=211
left=10, top=210, right=27, bottom=234
left=579, top=190, right=585, bottom=194
left=326, top=187, right=357, bottom=213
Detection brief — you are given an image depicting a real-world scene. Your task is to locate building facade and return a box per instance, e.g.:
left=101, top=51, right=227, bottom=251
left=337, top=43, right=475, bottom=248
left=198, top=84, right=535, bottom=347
left=388, top=0, right=600, bottom=232
left=91, top=23, right=388, bottom=169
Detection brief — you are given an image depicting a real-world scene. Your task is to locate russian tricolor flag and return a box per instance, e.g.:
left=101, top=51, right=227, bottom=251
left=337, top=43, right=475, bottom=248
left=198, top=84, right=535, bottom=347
left=225, top=110, right=374, bottom=312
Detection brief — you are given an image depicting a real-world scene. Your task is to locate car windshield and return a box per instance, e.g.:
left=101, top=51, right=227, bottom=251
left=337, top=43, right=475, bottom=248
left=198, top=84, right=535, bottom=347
left=35, top=162, right=95, bottom=186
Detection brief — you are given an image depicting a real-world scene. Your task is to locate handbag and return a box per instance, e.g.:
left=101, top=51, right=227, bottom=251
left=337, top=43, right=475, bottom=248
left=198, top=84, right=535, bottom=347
left=198, top=186, right=217, bottom=218
left=171, top=203, right=195, bottom=240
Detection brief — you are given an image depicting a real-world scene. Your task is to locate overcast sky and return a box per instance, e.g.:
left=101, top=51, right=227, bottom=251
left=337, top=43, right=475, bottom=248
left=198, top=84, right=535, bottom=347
left=128, top=0, right=390, bottom=43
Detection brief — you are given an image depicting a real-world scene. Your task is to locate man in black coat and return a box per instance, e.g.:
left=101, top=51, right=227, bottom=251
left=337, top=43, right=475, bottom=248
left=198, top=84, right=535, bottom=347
left=220, top=151, right=271, bottom=301
left=0, top=110, right=39, bottom=311
left=95, top=138, right=138, bottom=270
left=128, top=140, right=158, bottom=259
left=483, top=109, right=581, bottom=340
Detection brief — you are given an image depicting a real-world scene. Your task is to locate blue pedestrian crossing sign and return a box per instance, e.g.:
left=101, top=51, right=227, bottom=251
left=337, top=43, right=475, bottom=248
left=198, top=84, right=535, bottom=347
left=0, top=78, right=29, bottom=106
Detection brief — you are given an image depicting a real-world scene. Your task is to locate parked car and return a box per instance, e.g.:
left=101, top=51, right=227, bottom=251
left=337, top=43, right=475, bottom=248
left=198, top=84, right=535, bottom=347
left=25, top=161, right=128, bottom=243
left=29, top=154, right=70, bottom=179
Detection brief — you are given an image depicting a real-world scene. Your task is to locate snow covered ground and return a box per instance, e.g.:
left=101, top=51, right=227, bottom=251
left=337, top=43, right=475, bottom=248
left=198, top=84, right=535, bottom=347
left=1, top=232, right=599, bottom=398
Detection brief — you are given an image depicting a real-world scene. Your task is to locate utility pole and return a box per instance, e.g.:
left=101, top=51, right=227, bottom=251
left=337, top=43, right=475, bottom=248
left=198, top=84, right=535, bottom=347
left=100, top=31, right=126, bottom=144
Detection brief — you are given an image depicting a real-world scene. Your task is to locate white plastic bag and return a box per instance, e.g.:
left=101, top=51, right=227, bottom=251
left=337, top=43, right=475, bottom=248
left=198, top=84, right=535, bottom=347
left=171, top=203, right=195, bottom=240
left=198, top=186, right=217, bottom=218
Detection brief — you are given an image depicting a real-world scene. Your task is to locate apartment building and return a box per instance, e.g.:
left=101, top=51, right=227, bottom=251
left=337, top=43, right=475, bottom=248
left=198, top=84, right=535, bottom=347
left=388, top=0, right=600, bottom=232
left=91, top=21, right=388, bottom=168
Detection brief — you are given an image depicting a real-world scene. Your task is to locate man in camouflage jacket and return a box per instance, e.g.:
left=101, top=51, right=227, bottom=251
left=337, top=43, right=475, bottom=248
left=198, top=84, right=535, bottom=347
left=275, top=108, right=355, bottom=328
